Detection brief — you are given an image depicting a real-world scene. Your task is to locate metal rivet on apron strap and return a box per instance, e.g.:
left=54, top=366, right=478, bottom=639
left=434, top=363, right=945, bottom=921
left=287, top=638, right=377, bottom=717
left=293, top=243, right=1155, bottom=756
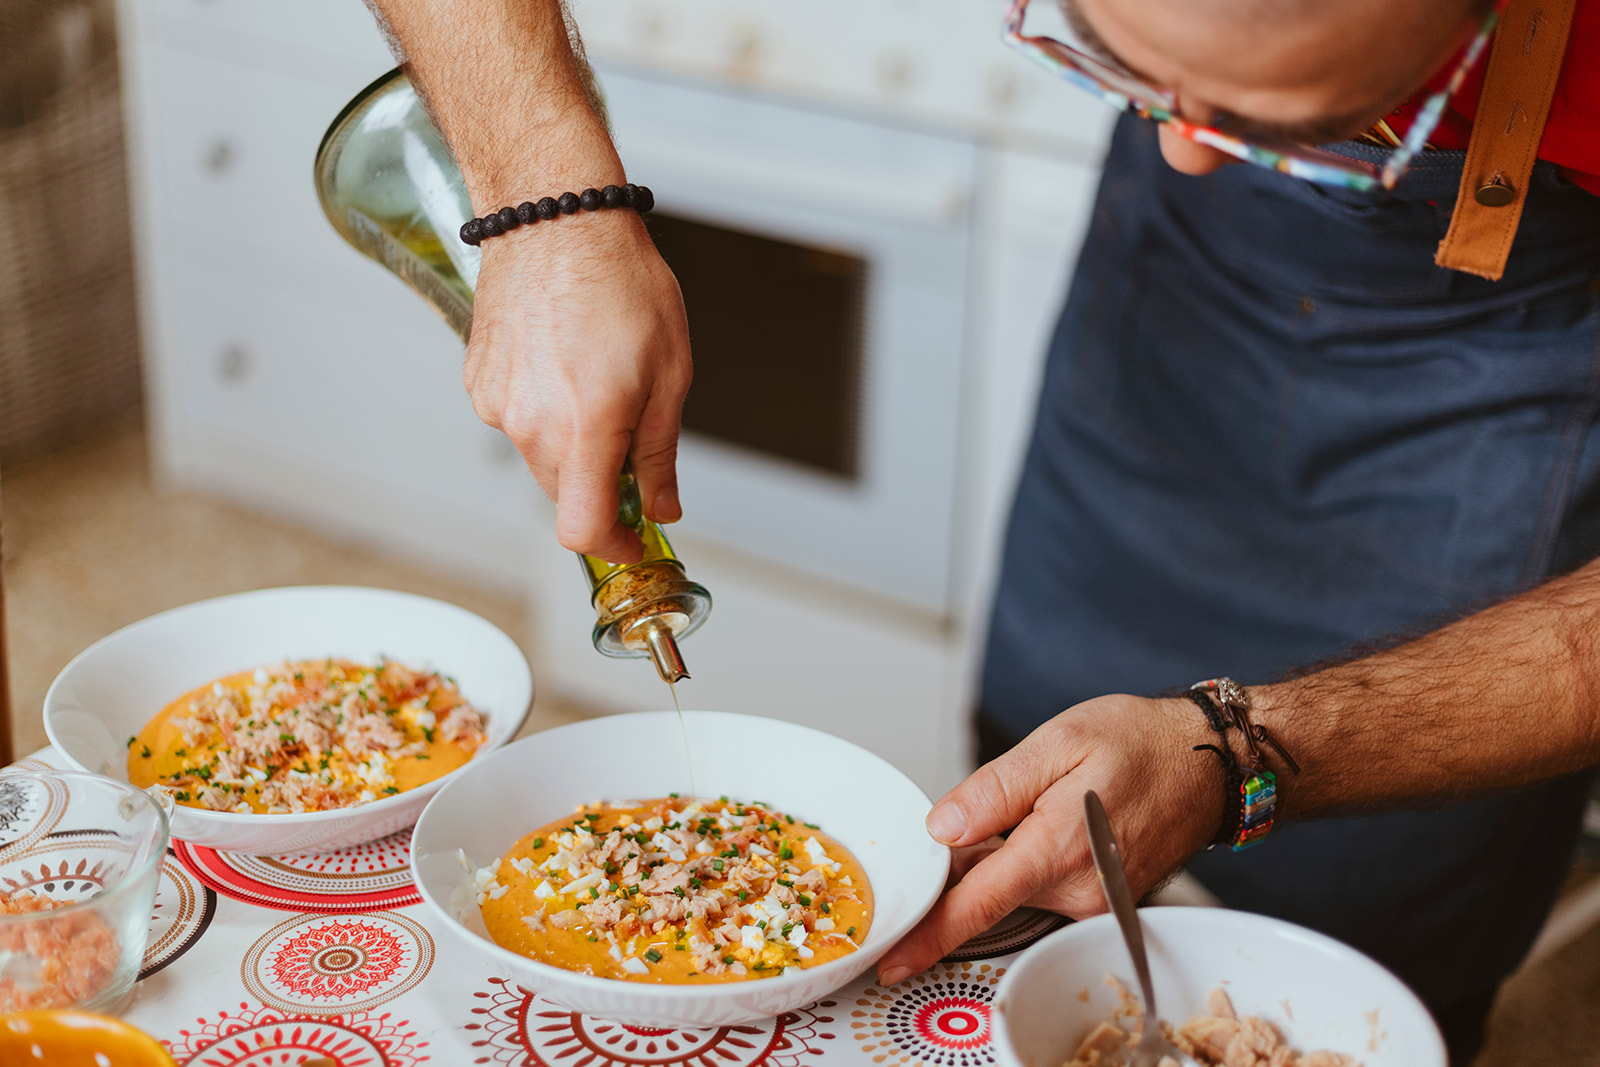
left=1475, top=174, right=1517, bottom=207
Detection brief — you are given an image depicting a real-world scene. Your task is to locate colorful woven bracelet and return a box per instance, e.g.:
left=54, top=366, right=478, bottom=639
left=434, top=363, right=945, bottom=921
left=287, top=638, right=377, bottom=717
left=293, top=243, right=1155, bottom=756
left=458, top=183, right=655, bottom=247
left=1185, top=681, right=1295, bottom=852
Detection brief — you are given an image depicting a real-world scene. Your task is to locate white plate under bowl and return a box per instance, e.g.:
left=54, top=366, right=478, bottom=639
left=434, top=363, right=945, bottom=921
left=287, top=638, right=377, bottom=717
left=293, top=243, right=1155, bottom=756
left=44, top=586, right=532, bottom=854
left=411, top=709, right=950, bottom=1027
left=991, top=908, right=1445, bottom=1067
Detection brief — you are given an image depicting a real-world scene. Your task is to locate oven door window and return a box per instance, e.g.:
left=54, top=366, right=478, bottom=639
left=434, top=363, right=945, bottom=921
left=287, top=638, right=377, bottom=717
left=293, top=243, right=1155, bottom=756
left=649, top=212, right=865, bottom=482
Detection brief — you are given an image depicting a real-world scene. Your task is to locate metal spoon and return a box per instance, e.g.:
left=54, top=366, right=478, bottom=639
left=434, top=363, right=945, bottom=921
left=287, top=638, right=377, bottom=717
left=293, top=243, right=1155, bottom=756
left=1083, top=790, right=1202, bottom=1067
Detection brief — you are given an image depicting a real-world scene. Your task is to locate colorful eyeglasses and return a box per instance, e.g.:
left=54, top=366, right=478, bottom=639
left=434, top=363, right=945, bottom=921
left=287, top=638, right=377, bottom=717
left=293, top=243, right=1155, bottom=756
left=1002, top=0, right=1500, bottom=191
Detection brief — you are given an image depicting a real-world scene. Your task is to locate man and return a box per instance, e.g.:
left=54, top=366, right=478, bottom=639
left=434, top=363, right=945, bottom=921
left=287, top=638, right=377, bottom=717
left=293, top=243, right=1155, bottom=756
left=365, top=0, right=1598, bottom=1058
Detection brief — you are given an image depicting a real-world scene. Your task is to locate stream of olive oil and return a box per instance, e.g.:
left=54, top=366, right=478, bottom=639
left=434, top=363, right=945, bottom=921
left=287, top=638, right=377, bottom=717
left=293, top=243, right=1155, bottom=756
left=669, top=681, right=698, bottom=800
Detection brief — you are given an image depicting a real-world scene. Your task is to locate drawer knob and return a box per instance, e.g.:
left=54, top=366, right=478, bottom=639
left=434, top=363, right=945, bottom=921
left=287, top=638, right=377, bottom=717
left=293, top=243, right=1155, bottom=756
left=217, top=344, right=251, bottom=383
left=204, top=140, right=236, bottom=175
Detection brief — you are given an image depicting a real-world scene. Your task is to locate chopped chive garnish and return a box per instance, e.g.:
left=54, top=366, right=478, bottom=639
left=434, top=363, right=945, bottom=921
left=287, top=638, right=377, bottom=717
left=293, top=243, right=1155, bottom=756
left=533, top=838, right=544, bottom=849
left=721, top=849, right=739, bottom=858
left=723, top=956, right=736, bottom=965
left=785, top=814, right=794, bottom=824
left=782, top=923, right=793, bottom=937
left=847, top=926, right=856, bottom=937
left=589, top=887, right=600, bottom=899
left=139, top=745, right=151, bottom=758
left=719, top=795, right=730, bottom=803
left=738, top=890, right=748, bottom=901
left=753, top=961, right=767, bottom=971
left=777, top=879, right=793, bottom=887
left=757, top=920, right=767, bottom=929
left=673, top=886, right=686, bottom=898
left=670, top=792, right=680, bottom=798
left=645, top=949, right=662, bottom=963
left=588, top=933, right=598, bottom=942
left=778, top=847, right=794, bottom=860
left=712, top=859, right=724, bottom=871
left=821, top=902, right=832, bottom=914
left=689, top=878, right=703, bottom=889
left=803, top=822, right=819, bottom=829
left=797, top=894, right=812, bottom=906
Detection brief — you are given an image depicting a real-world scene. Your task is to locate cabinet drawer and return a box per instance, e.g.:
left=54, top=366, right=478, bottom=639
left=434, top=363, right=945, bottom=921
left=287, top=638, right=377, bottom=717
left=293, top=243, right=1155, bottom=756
left=138, top=46, right=383, bottom=291
left=134, top=0, right=396, bottom=81
left=155, top=251, right=535, bottom=539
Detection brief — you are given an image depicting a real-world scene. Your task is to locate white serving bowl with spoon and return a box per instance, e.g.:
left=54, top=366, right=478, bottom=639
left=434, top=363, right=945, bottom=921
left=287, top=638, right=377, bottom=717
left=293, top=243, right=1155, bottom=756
left=44, top=586, right=532, bottom=853
left=991, top=906, right=1446, bottom=1067
left=410, top=709, right=950, bottom=1027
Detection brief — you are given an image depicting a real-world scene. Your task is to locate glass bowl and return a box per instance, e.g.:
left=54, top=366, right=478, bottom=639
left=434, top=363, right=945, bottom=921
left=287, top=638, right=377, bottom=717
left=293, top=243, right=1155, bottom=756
left=0, top=770, right=169, bottom=1012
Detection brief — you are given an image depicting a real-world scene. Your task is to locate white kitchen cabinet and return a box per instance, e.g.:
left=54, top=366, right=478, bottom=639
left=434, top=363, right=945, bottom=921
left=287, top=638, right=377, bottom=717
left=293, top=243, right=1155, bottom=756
left=119, top=0, right=1108, bottom=794
left=121, top=2, right=541, bottom=588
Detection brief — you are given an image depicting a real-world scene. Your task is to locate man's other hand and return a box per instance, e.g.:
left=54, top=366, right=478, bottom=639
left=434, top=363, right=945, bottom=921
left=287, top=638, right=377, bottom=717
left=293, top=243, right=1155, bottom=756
left=874, top=695, right=1220, bottom=985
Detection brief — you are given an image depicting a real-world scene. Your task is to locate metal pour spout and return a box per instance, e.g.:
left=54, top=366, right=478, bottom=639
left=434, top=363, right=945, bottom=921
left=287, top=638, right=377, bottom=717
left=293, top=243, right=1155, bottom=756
left=641, top=618, right=690, bottom=684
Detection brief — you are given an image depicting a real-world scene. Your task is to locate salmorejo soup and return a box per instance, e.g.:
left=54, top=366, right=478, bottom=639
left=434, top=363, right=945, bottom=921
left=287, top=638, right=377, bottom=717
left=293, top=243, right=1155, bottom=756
left=128, top=657, right=486, bottom=814
left=476, top=796, right=872, bottom=983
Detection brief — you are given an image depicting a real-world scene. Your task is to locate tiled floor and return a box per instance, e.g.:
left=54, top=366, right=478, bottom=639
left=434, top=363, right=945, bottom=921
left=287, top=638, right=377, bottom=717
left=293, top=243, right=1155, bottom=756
left=4, top=423, right=1600, bottom=1064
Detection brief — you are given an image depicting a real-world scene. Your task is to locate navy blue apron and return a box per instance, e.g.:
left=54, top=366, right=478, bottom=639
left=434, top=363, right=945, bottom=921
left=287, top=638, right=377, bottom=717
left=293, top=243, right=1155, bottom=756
left=980, top=115, right=1600, bottom=1055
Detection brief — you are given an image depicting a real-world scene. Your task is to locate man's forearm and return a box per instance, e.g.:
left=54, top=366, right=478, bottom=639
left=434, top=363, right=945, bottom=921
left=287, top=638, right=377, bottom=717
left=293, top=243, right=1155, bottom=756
left=1256, top=556, right=1600, bottom=818
left=365, top=0, right=623, bottom=209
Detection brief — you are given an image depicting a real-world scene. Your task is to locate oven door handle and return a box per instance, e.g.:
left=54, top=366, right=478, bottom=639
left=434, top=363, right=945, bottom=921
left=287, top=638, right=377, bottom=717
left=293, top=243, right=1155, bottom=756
left=618, top=134, right=972, bottom=229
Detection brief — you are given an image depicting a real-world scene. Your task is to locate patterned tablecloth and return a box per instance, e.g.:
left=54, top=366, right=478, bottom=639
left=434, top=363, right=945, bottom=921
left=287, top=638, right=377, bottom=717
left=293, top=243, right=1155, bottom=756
left=6, top=748, right=1069, bottom=1067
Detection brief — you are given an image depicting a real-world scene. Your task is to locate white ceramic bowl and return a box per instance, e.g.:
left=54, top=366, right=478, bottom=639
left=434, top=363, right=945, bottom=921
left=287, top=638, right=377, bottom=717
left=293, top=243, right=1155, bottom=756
left=411, top=709, right=950, bottom=1026
left=992, top=908, right=1445, bottom=1067
left=44, top=586, right=532, bottom=853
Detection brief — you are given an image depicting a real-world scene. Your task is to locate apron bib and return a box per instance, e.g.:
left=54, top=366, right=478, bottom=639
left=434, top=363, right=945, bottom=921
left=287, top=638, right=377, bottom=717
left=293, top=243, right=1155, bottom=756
left=980, top=114, right=1600, bottom=1025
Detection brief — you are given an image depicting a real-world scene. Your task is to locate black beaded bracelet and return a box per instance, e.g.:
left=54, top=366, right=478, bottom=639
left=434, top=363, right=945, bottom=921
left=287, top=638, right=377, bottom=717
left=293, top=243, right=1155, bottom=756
left=458, top=183, right=655, bottom=247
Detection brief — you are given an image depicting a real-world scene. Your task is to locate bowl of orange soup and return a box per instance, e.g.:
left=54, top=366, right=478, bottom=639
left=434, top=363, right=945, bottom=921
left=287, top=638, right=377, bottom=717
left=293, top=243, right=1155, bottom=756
left=44, top=587, right=532, bottom=853
left=410, top=710, right=950, bottom=1027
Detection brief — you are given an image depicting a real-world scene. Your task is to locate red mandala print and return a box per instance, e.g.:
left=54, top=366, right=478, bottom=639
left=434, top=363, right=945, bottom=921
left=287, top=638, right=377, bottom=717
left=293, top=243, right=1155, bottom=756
left=853, top=962, right=1003, bottom=1067
left=163, top=1001, right=428, bottom=1066
left=173, top=829, right=420, bottom=912
left=242, top=912, right=434, bottom=1015
left=465, top=977, right=834, bottom=1067
left=910, top=997, right=991, bottom=1050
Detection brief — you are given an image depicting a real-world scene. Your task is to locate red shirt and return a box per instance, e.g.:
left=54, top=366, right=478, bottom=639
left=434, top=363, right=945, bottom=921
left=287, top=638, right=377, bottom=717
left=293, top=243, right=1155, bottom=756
left=1384, top=0, right=1600, bottom=194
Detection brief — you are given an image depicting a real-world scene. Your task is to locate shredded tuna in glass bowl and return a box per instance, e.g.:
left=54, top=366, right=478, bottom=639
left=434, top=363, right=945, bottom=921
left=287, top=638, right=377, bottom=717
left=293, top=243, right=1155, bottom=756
left=0, top=770, right=168, bottom=1013
left=44, top=587, right=531, bottom=853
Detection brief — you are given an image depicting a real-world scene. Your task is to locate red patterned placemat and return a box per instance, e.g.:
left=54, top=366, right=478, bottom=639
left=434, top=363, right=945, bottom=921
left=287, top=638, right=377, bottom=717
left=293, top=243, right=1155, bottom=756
left=172, top=829, right=422, bottom=912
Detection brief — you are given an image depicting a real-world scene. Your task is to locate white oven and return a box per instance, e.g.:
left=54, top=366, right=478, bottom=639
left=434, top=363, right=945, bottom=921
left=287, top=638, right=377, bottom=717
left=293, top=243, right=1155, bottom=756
left=599, top=66, right=977, bottom=615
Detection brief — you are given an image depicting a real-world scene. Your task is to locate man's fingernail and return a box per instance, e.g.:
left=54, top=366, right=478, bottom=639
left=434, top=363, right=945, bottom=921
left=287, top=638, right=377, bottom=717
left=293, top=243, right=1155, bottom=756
left=654, top=488, right=681, bottom=522
left=926, top=803, right=966, bottom=845
left=878, top=966, right=912, bottom=988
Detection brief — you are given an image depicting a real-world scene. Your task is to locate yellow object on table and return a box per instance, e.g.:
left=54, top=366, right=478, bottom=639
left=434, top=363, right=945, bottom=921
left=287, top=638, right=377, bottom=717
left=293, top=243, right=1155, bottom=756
left=0, top=1010, right=176, bottom=1065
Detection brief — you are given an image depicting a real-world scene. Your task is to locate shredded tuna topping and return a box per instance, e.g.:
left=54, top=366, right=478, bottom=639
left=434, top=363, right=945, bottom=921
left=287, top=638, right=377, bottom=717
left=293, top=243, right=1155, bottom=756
left=1066, top=981, right=1361, bottom=1067
left=480, top=796, right=867, bottom=979
left=0, top=890, right=120, bottom=1011
left=131, top=657, right=486, bottom=813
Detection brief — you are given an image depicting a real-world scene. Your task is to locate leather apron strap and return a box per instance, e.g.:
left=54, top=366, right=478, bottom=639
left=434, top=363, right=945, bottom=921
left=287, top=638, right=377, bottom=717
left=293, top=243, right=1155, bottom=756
left=1434, top=0, right=1577, bottom=281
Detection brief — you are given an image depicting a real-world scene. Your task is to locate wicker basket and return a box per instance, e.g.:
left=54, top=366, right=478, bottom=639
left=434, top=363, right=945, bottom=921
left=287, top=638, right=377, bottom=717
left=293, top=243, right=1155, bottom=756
left=0, top=0, right=140, bottom=462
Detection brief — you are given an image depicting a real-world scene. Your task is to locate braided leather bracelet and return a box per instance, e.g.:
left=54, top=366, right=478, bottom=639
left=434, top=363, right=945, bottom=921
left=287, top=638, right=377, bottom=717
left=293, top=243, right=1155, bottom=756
left=459, top=183, right=655, bottom=247
left=1185, top=679, right=1298, bottom=852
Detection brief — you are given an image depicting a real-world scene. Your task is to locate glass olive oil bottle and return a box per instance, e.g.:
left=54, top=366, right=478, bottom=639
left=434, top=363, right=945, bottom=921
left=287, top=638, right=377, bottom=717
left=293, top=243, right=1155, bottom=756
left=314, top=69, right=710, bottom=683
